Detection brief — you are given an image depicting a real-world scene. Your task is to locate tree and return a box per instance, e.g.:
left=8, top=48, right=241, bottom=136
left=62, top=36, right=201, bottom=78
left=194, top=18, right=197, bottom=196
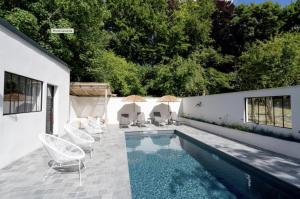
left=212, top=2, right=283, bottom=56
left=281, top=0, right=300, bottom=32
left=205, top=67, right=235, bottom=94
left=4, top=8, right=40, bottom=40
left=237, top=33, right=300, bottom=90
left=1, top=0, right=110, bottom=81
left=148, top=56, right=206, bottom=96
left=190, top=47, right=234, bottom=72
left=88, top=51, right=145, bottom=96
left=105, top=0, right=215, bottom=65
left=105, top=0, right=170, bottom=65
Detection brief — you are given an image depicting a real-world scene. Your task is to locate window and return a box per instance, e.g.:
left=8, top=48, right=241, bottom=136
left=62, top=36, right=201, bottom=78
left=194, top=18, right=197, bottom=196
left=3, top=72, right=43, bottom=115
left=246, top=96, right=292, bottom=128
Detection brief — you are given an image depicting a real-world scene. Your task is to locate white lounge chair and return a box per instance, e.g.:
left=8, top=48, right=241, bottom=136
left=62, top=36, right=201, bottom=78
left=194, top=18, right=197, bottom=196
left=39, top=133, right=85, bottom=186
left=87, top=116, right=106, bottom=128
left=87, top=117, right=106, bottom=132
left=64, top=124, right=95, bottom=158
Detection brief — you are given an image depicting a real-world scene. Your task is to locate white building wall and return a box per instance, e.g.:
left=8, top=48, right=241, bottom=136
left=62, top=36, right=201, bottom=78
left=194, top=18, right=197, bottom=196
left=0, top=24, right=70, bottom=168
left=181, top=86, right=300, bottom=137
left=70, top=96, right=181, bottom=124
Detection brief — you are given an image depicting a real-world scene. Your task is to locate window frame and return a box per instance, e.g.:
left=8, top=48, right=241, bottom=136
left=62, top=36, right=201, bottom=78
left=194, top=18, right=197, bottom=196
left=245, top=95, right=292, bottom=129
left=3, top=71, right=43, bottom=115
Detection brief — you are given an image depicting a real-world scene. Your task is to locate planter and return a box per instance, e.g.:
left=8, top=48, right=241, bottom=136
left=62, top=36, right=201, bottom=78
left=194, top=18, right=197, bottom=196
left=180, top=117, right=300, bottom=160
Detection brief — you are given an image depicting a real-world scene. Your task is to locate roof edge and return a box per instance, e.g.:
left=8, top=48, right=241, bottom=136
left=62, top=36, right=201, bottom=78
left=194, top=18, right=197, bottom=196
left=0, top=17, right=70, bottom=70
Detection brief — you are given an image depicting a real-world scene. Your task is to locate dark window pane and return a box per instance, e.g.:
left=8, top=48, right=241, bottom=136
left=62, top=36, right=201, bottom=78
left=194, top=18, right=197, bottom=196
left=266, top=97, right=274, bottom=125
left=3, top=73, right=12, bottom=114
left=247, top=98, right=253, bottom=122
left=31, top=80, right=38, bottom=112
left=10, top=74, right=19, bottom=114
left=253, top=98, right=259, bottom=123
left=258, top=98, right=266, bottom=125
left=25, top=79, right=32, bottom=112
left=283, top=96, right=292, bottom=128
left=3, top=72, right=43, bottom=115
left=17, top=76, right=26, bottom=113
left=36, top=82, right=42, bottom=111
left=273, top=97, right=283, bottom=127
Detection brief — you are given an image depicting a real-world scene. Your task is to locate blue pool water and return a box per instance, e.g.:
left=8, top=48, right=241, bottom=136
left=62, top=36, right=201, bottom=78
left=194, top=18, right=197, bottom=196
left=125, top=132, right=299, bottom=199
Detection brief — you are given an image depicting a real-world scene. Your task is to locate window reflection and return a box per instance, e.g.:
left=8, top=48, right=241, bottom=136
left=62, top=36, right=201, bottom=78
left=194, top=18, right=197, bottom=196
left=283, top=96, right=292, bottom=128
left=246, top=96, right=292, bottom=129
left=3, top=72, right=43, bottom=115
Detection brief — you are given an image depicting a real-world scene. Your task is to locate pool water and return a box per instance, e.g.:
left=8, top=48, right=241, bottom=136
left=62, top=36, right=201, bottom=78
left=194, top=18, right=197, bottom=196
left=125, top=132, right=299, bottom=199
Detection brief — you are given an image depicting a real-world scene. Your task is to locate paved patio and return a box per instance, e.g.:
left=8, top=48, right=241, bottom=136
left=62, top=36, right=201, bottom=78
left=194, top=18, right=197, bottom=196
left=0, top=125, right=132, bottom=199
left=0, top=124, right=300, bottom=198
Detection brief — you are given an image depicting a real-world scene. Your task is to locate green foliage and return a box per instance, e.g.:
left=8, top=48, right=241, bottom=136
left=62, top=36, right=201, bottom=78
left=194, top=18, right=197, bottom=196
left=4, top=8, right=39, bottom=40
left=148, top=56, right=206, bottom=96
left=1, top=0, right=300, bottom=96
left=88, top=51, right=145, bottom=96
left=1, top=0, right=110, bottom=81
left=105, top=0, right=171, bottom=65
left=237, top=33, right=300, bottom=90
left=213, top=2, right=283, bottom=56
left=281, top=0, right=300, bottom=32
left=205, top=68, right=235, bottom=94
left=105, top=0, right=215, bottom=64
left=190, top=47, right=235, bottom=72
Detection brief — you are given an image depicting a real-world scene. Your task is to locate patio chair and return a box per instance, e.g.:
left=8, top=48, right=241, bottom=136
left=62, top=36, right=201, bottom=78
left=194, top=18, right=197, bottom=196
left=119, top=113, right=130, bottom=128
left=153, top=112, right=168, bottom=126
left=87, top=116, right=106, bottom=128
left=81, top=123, right=102, bottom=142
left=39, top=133, right=85, bottom=186
left=64, top=124, right=95, bottom=158
left=85, top=117, right=105, bottom=135
left=136, top=112, right=146, bottom=127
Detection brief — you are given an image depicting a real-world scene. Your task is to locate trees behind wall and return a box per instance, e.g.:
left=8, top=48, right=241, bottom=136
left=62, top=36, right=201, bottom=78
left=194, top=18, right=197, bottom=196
left=0, top=0, right=300, bottom=96
left=237, top=33, right=300, bottom=90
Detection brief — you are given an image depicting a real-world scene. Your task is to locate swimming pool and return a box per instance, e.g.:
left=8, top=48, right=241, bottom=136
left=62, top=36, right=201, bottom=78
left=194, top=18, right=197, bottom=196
left=125, top=131, right=300, bottom=199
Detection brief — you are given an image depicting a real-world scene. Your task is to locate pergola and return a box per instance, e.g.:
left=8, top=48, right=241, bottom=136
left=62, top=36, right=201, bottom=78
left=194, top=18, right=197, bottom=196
left=70, top=82, right=113, bottom=122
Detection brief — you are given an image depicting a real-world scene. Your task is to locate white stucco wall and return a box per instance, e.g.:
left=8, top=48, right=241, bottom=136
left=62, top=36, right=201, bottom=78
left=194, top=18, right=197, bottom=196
left=70, top=96, right=181, bottom=124
left=0, top=24, right=70, bottom=168
left=181, top=86, right=300, bottom=137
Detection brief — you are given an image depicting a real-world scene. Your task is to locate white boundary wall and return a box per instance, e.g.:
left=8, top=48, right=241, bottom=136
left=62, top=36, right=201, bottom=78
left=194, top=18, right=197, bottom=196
left=181, top=86, right=300, bottom=137
left=70, top=96, right=181, bottom=124
left=0, top=24, right=70, bottom=168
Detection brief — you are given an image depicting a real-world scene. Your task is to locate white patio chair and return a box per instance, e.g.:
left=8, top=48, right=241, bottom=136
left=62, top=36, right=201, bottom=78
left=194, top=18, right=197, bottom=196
left=87, top=116, right=106, bottom=130
left=39, top=133, right=85, bottom=186
left=64, top=123, right=95, bottom=158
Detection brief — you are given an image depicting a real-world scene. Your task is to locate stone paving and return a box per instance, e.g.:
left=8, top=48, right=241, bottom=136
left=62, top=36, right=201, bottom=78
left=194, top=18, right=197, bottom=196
left=1, top=124, right=300, bottom=199
left=0, top=125, right=131, bottom=199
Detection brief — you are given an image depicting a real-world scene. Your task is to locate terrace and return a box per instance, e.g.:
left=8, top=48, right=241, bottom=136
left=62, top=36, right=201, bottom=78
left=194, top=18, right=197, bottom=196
left=0, top=124, right=300, bottom=198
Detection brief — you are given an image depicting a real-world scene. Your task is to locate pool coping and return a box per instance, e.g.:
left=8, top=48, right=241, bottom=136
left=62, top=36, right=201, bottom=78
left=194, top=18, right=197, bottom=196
left=173, top=125, right=300, bottom=191
left=175, top=130, right=300, bottom=196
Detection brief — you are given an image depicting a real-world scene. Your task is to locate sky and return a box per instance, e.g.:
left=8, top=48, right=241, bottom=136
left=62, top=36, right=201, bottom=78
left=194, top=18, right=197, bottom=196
left=234, top=0, right=295, bottom=6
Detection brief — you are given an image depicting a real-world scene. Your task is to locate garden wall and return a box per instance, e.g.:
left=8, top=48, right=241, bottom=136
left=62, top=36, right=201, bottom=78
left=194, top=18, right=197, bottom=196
left=181, top=86, right=300, bottom=137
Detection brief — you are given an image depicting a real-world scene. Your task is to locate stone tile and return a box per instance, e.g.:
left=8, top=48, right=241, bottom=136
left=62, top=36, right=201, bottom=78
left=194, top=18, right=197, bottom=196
left=0, top=125, right=132, bottom=199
